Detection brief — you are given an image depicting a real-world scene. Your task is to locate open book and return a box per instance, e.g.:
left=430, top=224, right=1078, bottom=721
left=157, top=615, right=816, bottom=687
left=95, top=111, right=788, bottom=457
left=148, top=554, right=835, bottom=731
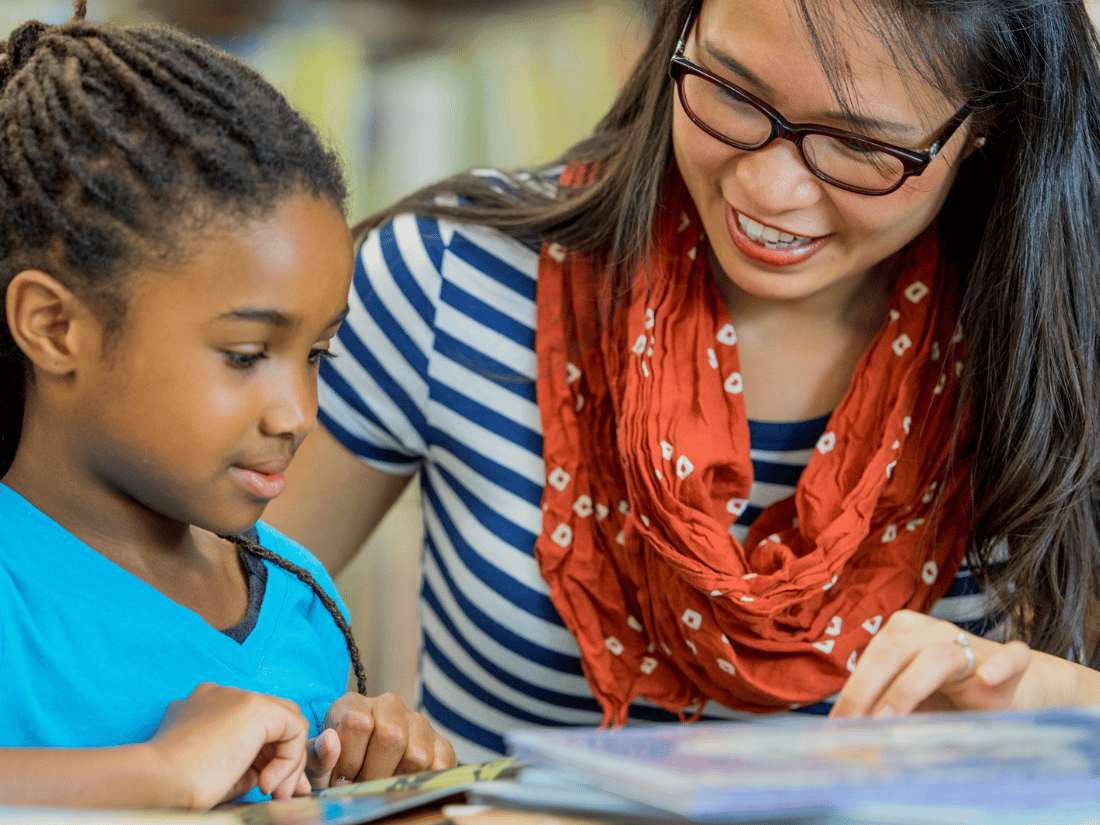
left=229, top=758, right=523, bottom=824
left=504, top=706, right=1100, bottom=821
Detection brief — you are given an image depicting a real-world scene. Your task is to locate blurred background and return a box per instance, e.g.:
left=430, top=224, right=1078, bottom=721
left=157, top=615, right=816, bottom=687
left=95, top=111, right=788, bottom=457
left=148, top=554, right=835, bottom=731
left=5, top=0, right=648, bottom=223
left=7, top=0, right=1099, bottom=709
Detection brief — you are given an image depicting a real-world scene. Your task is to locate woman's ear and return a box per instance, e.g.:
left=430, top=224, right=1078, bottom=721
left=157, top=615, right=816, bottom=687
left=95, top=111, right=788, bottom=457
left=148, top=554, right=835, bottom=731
left=5, top=270, right=92, bottom=376
left=960, top=133, right=987, bottom=162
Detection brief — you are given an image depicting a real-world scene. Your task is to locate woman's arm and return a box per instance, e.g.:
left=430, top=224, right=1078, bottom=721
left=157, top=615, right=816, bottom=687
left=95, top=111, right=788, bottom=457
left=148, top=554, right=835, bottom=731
left=0, top=683, right=312, bottom=809
left=264, top=426, right=414, bottom=576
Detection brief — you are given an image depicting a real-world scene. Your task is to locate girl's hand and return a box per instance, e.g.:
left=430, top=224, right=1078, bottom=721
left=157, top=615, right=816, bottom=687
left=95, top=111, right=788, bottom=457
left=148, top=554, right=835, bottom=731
left=150, top=682, right=312, bottom=808
left=307, top=692, right=458, bottom=788
left=829, top=610, right=1036, bottom=718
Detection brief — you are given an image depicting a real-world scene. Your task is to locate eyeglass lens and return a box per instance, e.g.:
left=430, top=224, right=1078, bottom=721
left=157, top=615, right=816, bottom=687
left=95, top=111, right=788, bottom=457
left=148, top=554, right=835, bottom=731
left=679, top=72, right=907, bottom=192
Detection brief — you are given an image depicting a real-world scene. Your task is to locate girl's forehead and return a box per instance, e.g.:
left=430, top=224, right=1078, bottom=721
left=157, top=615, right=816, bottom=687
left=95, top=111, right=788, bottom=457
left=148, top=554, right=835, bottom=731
left=124, top=195, right=352, bottom=323
left=698, top=0, right=955, bottom=131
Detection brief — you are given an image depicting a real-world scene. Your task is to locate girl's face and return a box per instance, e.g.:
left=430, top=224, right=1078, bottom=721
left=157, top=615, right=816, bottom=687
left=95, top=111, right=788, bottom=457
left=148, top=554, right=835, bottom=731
left=74, top=193, right=354, bottom=537
left=672, top=0, right=972, bottom=308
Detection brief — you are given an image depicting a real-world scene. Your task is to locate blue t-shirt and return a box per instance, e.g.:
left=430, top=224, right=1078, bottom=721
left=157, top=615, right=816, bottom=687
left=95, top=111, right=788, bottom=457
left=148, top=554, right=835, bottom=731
left=0, top=483, right=351, bottom=797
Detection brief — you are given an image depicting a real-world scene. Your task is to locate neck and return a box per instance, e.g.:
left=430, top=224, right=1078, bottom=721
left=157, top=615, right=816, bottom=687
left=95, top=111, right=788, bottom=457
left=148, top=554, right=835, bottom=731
left=3, top=411, right=199, bottom=570
left=711, top=251, right=901, bottom=422
left=712, top=251, right=899, bottom=335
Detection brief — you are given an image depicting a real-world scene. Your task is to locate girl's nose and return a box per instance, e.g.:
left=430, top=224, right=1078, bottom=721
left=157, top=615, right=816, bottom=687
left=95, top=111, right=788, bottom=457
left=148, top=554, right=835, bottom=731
left=733, top=139, right=824, bottom=214
left=261, top=367, right=316, bottom=442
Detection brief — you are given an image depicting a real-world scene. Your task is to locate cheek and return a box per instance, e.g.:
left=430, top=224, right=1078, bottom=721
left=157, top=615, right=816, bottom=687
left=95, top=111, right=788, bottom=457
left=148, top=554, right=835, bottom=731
left=835, top=176, right=951, bottom=239
left=672, top=105, right=732, bottom=187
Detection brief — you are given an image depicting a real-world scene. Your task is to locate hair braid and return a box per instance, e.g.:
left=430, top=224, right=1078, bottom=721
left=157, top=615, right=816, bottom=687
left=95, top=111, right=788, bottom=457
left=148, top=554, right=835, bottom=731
left=223, top=533, right=369, bottom=696
left=0, top=1, right=346, bottom=475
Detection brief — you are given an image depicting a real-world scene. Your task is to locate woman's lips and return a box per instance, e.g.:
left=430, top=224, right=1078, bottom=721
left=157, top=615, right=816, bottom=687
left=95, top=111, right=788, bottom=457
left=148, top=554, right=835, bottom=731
left=726, top=205, right=829, bottom=267
left=230, top=466, right=287, bottom=500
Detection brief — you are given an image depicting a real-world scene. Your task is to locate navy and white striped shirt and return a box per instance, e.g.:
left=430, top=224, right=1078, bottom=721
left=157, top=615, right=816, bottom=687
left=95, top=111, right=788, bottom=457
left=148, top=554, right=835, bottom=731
left=318, top=189, right=992, bottom=763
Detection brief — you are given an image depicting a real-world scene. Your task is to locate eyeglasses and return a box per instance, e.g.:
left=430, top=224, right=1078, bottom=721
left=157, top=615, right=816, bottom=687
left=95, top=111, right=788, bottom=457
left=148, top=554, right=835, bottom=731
left=667, top=1, right=971, bottom=196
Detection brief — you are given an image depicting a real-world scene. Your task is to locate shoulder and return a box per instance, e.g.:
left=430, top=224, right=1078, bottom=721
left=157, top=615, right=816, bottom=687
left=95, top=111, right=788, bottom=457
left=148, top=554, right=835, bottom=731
left=360, top=167, right=560, bottom=275
left=355, top=214, right=543, bottom=341
left=251, top=521, right=341, bottom=601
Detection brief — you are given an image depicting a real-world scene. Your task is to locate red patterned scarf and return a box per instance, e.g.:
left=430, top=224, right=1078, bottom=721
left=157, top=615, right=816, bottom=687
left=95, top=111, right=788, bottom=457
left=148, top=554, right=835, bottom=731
left=534, top=174, right=970, bottom=723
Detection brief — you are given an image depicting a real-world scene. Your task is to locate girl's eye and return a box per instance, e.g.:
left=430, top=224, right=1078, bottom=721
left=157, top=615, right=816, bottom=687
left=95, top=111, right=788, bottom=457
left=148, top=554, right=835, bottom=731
left=226, top=351, right=267, bottom=369
left=309, top=347, right=337, bottom=366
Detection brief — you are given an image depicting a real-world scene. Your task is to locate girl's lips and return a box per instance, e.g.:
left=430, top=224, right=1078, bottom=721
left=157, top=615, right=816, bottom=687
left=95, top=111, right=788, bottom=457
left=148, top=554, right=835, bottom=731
left=726, top=205, right=830, bottom=267
left=230, top=466, right=286, bottom=500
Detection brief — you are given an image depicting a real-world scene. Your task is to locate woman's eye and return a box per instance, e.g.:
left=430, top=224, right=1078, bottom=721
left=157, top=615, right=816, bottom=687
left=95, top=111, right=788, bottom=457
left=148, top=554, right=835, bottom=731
left=309, top=347, right=337, bottom=366
left=839, top=138, right=884, bottom=157
left=226, top=351, right=267, bottom=369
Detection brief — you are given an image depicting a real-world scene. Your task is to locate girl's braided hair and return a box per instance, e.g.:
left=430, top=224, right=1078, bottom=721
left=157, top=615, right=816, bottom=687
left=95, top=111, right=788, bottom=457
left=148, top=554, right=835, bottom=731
left=0, top=2, right=366, bottom=690
left=225, top=533, right=368, bottom=695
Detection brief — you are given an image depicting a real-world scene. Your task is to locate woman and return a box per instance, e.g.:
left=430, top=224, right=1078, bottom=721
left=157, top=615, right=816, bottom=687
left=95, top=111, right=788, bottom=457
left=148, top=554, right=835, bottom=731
left=266, top=0, right=1100, bottom=762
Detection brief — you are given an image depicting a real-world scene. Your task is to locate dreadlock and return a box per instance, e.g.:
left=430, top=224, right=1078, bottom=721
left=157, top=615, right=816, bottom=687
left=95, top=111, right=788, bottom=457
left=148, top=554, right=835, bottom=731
left=224, top=533, right=368, bottom=695
left=0, top=2, right=365, bottom=690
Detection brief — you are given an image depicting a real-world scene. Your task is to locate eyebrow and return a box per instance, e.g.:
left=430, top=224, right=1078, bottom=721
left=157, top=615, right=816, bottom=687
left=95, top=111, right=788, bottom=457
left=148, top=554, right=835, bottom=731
left=700, top=38, right=922, bottom=138
left=218, top=306, right=350, bottom=329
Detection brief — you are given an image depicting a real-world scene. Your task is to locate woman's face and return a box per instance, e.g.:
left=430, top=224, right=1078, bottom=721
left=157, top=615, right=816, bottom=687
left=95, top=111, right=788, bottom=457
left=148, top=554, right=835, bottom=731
left=672, top=0, right=973, bottom=307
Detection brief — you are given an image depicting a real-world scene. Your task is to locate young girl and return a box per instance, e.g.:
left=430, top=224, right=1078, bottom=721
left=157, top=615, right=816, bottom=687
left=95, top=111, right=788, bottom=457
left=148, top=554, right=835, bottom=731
left=267, top=0, right=1100, bottom=763
left=0, top=2, right=454, bottom=809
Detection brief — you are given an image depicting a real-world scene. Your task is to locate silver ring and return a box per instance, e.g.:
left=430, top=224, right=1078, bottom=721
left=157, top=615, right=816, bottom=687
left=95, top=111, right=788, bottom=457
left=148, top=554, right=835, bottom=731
left=951, top=631, right=975, bottom=681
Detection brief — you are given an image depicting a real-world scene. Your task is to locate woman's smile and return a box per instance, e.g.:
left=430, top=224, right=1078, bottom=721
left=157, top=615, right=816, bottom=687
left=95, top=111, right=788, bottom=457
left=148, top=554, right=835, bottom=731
left=727, top=204, right=829, bottom=266
left=673, top=0, right=973, bottom=311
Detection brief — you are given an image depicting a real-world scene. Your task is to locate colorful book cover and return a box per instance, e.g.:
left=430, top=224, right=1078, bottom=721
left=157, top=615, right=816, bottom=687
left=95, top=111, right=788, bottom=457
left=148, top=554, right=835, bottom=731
left=505, top=707, right=1100, bottom=819
left=229, top=758, right=521, bottom=825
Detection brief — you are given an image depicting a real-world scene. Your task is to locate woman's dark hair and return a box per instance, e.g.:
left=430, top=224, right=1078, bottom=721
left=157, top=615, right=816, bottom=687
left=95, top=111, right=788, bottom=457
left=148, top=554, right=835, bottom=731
left=0, top=1, right=364, bottom=688
left=361, top=0, right=1100, bottom=665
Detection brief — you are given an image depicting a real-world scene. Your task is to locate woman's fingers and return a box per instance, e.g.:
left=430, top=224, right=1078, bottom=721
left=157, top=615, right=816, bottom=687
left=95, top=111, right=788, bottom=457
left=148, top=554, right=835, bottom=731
left=975, top=641, right=1031, bottom=687
left=830, top=611, right=1031, bottom=719
left=865, top=635, right=983, bottom=717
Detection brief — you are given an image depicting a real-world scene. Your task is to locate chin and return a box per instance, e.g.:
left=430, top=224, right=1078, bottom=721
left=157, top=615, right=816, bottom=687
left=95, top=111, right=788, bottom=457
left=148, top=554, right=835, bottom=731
left=194, top=509, right=266, bottom=539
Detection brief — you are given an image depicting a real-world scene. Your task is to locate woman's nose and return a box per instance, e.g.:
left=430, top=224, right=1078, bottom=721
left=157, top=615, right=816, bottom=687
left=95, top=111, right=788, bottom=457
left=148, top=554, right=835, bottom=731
left=732, top=138, right=824, bottom=214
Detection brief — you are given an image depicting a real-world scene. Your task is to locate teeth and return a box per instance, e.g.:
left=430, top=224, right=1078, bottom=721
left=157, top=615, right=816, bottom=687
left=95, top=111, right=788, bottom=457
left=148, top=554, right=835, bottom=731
left=737, top=213, right=813, bottom=249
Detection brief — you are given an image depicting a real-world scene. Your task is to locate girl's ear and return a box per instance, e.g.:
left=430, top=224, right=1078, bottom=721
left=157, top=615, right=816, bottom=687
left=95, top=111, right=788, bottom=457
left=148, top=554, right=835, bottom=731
left=5, top=270, right=95, bottom=376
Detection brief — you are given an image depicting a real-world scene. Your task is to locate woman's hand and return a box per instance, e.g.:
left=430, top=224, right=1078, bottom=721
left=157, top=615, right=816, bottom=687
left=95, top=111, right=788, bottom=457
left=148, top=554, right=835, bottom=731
left=150, top=682, right=312, bottom=808
left=307, top=692, right=457, bottom=788
left=829, top=609, right=1037, bottom=718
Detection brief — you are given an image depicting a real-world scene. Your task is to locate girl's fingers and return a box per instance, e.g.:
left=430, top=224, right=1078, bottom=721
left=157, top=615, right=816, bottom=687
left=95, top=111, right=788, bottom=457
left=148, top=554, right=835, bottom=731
left=332, top=707, right=378, bottom=782
left=322, top=692, right=455, bottom=783
left=306, top=728, right=341, bottom=789
left=431, top=733, right=459, bottom=771
left=257, top=745, right=302, bottom=800
left=253, top=707, right=310, bottom=798
left=394, top=713, right=438, bottom=775
left=218, top=769, right=260, bottom=806
left=152, top=683, right=313, bottom=808
left=359, top=703, right=411, bottom=780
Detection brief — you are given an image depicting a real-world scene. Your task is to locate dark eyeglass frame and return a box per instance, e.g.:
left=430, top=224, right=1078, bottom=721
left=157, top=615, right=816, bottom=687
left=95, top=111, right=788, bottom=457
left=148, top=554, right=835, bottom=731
left=667, top=0, right=972, bottom=196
